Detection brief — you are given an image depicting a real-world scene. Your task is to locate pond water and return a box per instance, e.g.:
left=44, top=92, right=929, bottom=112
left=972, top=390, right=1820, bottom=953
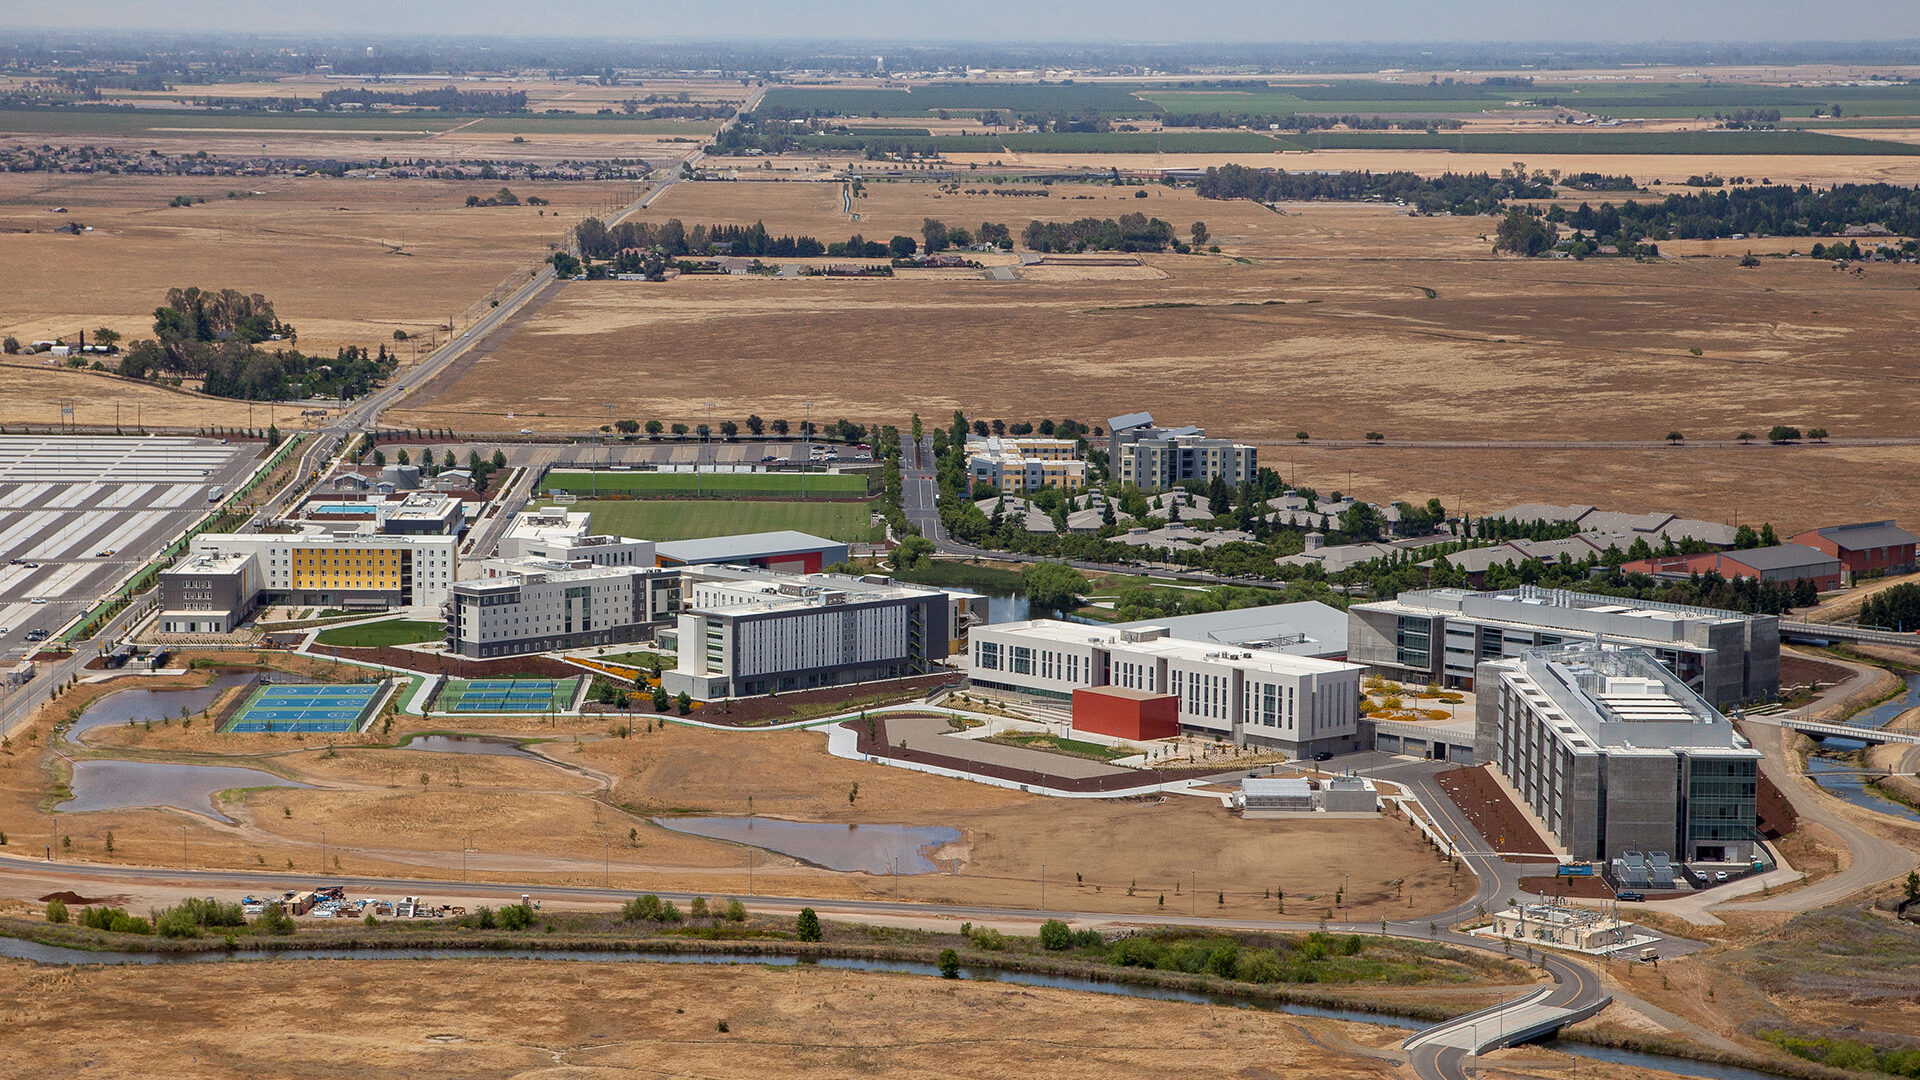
left=58, top=760, right=308, bottom=823
left=1804, top=672, right=1920, bottom=824
left=401, top=734, right=533, bottom=757
left=66, top=675, right=254, bottom=745
left=0, top=937, right=1800, bottom=1079
left=975, top=588, right=1030, bottom=623
left=649, top=816, right=961, bottom=875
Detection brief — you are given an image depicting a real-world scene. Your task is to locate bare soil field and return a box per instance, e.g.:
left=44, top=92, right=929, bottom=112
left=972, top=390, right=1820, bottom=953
left=0, top=957, right=1413, bottom=1080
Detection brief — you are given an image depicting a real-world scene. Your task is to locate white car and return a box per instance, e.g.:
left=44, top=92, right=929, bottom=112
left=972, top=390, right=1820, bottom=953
left=520, top=428, right=532, bottom=435
left=30, top=598, right=47, bottom=605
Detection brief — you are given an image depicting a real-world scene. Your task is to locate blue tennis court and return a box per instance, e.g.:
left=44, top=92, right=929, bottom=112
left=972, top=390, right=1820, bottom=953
left=437, top=677, right=579, bottom=714
left=225, top=683, right=385, bottom=733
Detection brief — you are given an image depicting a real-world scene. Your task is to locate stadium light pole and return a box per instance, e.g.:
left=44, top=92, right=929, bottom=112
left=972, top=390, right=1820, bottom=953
left=320, top=827, right=327, bottom=878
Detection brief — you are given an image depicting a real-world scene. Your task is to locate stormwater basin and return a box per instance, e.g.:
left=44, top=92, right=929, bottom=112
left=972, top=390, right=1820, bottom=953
left=59, top=760, right=308, bottom=823
left=401, top=734, right=534, bottom=757
left=66, top=675, right=253, bottom=745
left=650, top=816, right=960, bottom=874
left=1803, top=672, right=1920, bottom=823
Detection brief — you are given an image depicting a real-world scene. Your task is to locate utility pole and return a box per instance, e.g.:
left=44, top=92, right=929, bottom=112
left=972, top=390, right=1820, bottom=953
left=802, top=400, right=814, bottom=500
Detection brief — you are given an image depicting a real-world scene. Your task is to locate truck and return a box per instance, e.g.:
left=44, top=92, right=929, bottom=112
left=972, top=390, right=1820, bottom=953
left=1640, top=947, right=1659, bottom=962
left=207, top=485, right=225, bottom=503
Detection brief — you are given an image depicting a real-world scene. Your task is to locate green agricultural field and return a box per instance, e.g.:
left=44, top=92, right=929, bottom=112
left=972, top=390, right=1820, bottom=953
left=544, top=498, right=881, bottom=543
left=1283, top=129, right=1920, bottom=155
left=314, top=619, right=446, bottom=648
left=796, top=130, right=1288, bottom=154
left=542, top=470, right=868, bottom=498
left=763, top=82, right=1160, bottom=118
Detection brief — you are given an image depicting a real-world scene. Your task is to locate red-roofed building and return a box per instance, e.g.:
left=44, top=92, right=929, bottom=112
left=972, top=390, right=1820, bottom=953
left=1788, top=522, right=1918, bottom=583
left=1620, top=544, right=1842, bottom=592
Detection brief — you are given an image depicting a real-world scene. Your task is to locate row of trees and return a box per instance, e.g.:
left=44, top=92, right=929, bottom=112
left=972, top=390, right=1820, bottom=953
left=1858, top=583, right=1920, bottom=632
left=607, top=415, right=870, bottom=444
left=1552, top=182, right=1920, bottom=242
left=317, top=86, right=528, bottom=112
left=1021, top=213, right=1177, bottom=253
left=1197, top=163, right=1560, bottom=215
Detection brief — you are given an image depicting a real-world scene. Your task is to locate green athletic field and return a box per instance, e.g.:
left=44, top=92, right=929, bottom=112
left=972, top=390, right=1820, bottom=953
left=541, top=499, right=880, bottom=544
left=543, top=470, right=867, bottom=498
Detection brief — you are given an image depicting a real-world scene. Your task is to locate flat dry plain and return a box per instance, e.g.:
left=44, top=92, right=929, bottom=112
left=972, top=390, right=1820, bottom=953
left=395, top=178, right=1920, bottom=528
left=0, top=958, right=1430, bottom=1080
left=0, top=174, right=637, bottom=428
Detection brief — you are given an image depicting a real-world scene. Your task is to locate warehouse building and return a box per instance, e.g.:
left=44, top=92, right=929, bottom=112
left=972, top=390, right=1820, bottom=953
left=653, top=531, right=849, bottom=574
left=1619, top=544, right=1842, bottom=592
left=1348, top=586, right=1778, bottom=710
left=444, top=556, right=677, bottom=658
left=662, top=567, right=952, bottom=700
left=1789, top=520, right=1919, bottom=583
left=968, top=620, right=1363, bottom=757
left=1475, top=642, right=1762, bottom=865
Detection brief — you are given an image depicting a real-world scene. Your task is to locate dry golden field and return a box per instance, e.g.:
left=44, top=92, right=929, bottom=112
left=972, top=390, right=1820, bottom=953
left=0, top=958, right=1429, bottom=1080
left=392, top=179, right=1920, bottom=525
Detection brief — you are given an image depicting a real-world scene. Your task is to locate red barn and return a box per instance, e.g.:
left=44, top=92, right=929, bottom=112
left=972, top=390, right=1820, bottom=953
left=1788, top=521, right=1918, bottom=583
left=1072, top=686, right=1179, bottom=741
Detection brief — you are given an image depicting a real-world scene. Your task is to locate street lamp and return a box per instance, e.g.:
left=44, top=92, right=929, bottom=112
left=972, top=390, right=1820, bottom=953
left=1191, top=870, right=1197, bottom=917
left=604, top=842, right=610, bottom=887
left=1040, top=862, right=1045, bottom=911
left=320, top=828, right=327, bottom=876
left=462, top=833, right=472, bottom=883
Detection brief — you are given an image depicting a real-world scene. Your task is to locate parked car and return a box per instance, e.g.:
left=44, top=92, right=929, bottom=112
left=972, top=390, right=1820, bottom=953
left=1714, top=870, right=1729, bottom=883
left=1311, top=751, right=1334, bottom=762
left=1616, top=891, right=1645, bottom=902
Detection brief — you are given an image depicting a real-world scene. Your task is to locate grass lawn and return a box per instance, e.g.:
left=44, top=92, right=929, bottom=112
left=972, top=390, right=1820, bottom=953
left=598, top=650, right=668, bottom=670
left=543, top=499, right=881, bottom=543
left=314, top=619, right=445, bottom=648
left=543, top=470, right=867, bottom=498
left=985, top=733, right=1134, bottom=761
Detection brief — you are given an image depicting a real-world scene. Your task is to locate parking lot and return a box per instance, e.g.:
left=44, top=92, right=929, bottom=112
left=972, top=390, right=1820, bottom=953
left=0, top=436, right=254, bottom=655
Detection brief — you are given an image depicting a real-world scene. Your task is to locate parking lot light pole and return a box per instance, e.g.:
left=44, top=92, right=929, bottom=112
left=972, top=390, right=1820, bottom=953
left=1040, top=862, right=1045, bottom=911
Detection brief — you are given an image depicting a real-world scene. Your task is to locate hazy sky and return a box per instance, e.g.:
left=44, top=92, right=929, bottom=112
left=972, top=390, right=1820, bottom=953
left=10, top=0, right=1920, bottom=44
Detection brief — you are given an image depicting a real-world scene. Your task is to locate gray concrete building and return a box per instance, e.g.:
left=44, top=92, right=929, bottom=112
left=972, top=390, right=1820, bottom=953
left=444, top=556, right=677, bottom=659
left=1348, top=586, right=1779, bottom=710
left=1475, top=643, right=1762, bottom=865
left=157, top=548, right=260, bottom=633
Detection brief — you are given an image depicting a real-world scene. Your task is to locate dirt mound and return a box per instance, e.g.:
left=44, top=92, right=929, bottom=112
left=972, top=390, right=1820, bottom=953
left=37, top=891, right=121, bottom=906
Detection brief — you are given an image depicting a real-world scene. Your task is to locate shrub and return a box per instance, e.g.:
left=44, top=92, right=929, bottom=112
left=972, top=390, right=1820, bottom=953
left=155, top=907, right=201, bottom=939
left=656, top=900, right=683, bottom=924
left=689, top=896, right=709, bottom=920
left=967, top=926, right=1006, bottom=951
left=497, top=903, right=536, bottom=931
left=622, top=894, right=663, bottom=922
left=44, top=899, right=67, bottom=924
left=472, top=905, right=498, bottom=929
left=255, top=903, right=296, bottom=935
left=1038, top=919, right=1073, bottom=950
left=795, top=907, right=822, bottom=941
left=938, top=948, right=961, bottom=978
left=724, top=898, right=747, bottom=923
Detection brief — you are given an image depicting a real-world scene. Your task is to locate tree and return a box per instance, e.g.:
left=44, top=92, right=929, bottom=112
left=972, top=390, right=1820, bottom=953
left=671, top=423, right=689, bottom=437
left=645, top=419, right=664, bottom=438
left=1736, top=431, right=1756, bottom=444
left=938, top=947, right=961, bottom=978
left=1364, top=431, right=1385, bottom=443
left=888, top=235, right=918, bottom=258
left=724, top=898, right=748, bottom=922
left=746, top=414, right=765, bottom=435
left=1493, top=207, right=1558, bottom=256
left=675, top=691, right=693, bottom=715
left=266, top=424, right=281, bottom=448
left=1022, top=561, right=1085, bottom=614
left=443, top=450, right=457, bottom=468
left=1665, top=430, right=1685, bottom=443
left=771, top=418, right=789, bottom=436
left=795, top=907, right=822, bottom=941
left=921, top=218, right=949, bottom=252
left=396, top=449, right=410, bottom=466
left=719, top=419, right=739, bottom=440
left=371, top=449, right=385, bottom=467
left=651, top=686, right=670, bottom=711
left=1767, top=425, right=1802, bottom=444
left=1807, top=427, right=1829, bottom=442
left=615, top=418, right=640, bottom=434
left=1207, top=474, right=1231, bottom=515
left=1906, top=870, right=1920, bottom=905
left=1733, top=524, right=1760, bottom=549
left=894, top=535, right=935, bottom=570
left=491, top=449, right=507, bottom=470
left=1295, top=431, right=1309, bottom=442
left=1038, top=919, right=1073, bottom=950
left=92, top=327, right=121, bottom=349
left=1, top=336, right=17, bottom=354
left=1190, top=221, right=1210, bottom=248
left=549, top=251, right=582, bottom=277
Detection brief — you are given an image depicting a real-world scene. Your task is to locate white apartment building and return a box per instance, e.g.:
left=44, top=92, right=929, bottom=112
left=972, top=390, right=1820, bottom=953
left=968, top=620, right=1363, bottom=756
left=179, top=527, right=459, bottom=612
left=444, top=556, right=677, bottom=658
left=1106, top=413, right=1257, bottom=490
left=663, top=567, right=953, bottom=700
left=498, top=509, right=656, bottom=568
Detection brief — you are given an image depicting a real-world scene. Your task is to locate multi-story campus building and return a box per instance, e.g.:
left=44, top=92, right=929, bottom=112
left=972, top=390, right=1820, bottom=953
left=498, top=509, right=656, bottom=568
left=158, top=528, right=460, bottom=630
left=443, top=556, right=677, bottom=658
left=967, top=620, right=1363, bottom=756
left=1475, top=643, right=1761, bottom=865
left=965, top=436, right=1088, bottom=493
left=1106, top=412, right=1256, bottom=490
left=1348, top=586, right=1779, bottom=710
left=662, top=567, right=954, bottom=700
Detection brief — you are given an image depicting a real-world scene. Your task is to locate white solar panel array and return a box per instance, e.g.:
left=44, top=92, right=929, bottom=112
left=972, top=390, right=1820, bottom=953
left=0, top=436, right=235, bottom=484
